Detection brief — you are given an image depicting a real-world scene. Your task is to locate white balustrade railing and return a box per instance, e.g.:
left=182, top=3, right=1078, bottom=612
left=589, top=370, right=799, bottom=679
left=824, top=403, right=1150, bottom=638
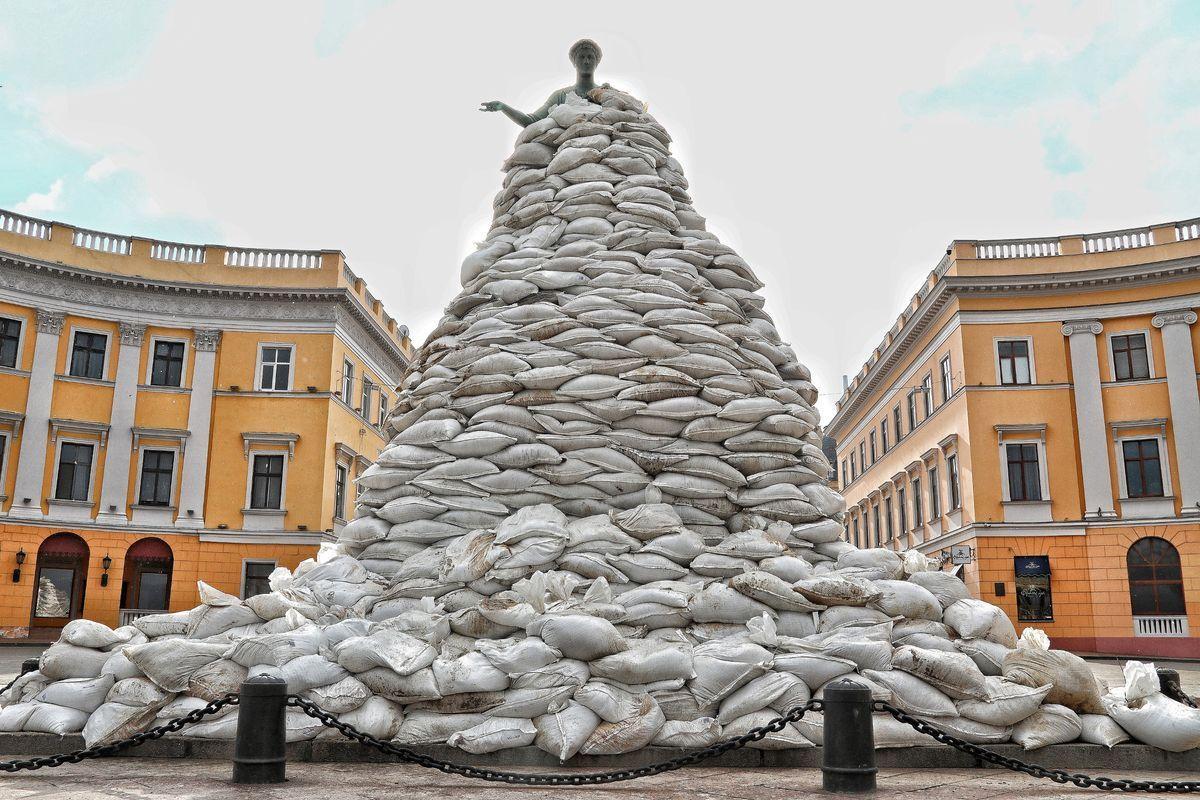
left=119, top=608, right=168, bottom=627
left=1176, top=218, right=1200, bottom=242
left=1084, top=228, right=1154, bottom=253
left=0, top=210, right=51, bottom=240
left=975, top=239, right=1061, bottom=259
left=72, top=228, right=131, bottom=255
left=1132, top=615, right=1189, bottom=637
left=224, top=248, right=322, bottom=269
left=150, top=241, right=206, bottom=264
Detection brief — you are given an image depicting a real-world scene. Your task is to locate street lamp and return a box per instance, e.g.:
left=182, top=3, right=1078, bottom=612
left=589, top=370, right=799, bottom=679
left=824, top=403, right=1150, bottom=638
left=101, top=553, right=112, bottom=587
left=12, top=548, right=25, bottom=583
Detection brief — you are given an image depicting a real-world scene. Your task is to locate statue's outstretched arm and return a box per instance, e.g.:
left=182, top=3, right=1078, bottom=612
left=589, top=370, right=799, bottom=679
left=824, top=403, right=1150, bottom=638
left=480, top=92, right=559, bottom=127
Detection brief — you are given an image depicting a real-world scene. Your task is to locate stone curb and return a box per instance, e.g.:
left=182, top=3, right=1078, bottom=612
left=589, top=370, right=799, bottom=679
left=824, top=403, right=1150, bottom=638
left=0, top=733, right=1196, bottom=771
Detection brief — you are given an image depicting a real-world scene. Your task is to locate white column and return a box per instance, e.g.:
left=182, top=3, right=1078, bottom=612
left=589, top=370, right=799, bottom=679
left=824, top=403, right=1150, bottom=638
left=1062, top=320, right=1117, bottom=519
left=175, top=329, right=220, bottom=528
left=8, top=311, right=64, bottom=520
left=1153, top=310, right=1200, bottom=515
left=95, top=322, right=145, bottom=525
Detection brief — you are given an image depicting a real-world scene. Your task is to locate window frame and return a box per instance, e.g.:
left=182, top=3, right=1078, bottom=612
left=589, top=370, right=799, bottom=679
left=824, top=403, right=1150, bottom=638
left=911, top=475, right=923, bottom=530
left=360, top=376, right=375, bottom=421
left=1126, top=537, right=1187, bottom=617
left=0, top=315, right=25, bottom=370
left=53, top=438, right=97, bottom=502
left=255, top=343, right=295, bottom=392
left=146, top=336, right=189, bottom=388
left=334, top=462, right=348, bottom=521
left=939, top=354, right=953, bottom=403
left=892, top=406, right=903, bottom=442
left=946, top=454, right=961, bottom=510
left=1108, top=330, right=1154, bottom=382
left=241, top=559, right=278, bottom=599
left=341, top=358, right=355, bottom=404
left=927, top=466, right=940, bottom=519
left=245, top=450, right=288, bottom=511
left=1003, top=440, right=1047, bottom=502
left=906, top=391, right=918, bottom=431
left=378, top=393, right=389, bottom=428
left=850, top=452, right=857, bottom=481
left=880, top=418, right=889, bottom=453
left=995, top=337, right=1036, bottom=386
left=135, top=447, right=179, bottom=508
left=858, top=442, right=866, bottom=475
left=1116, top=434, right=1170, bottom=499
left=871, top=504, right=881, bottom=547
left=869, top=431, right=877, bottom=463
left=67, top=327, right=110, bottom=381
left=0, top=430, right=10, bottom=499
left=896, top=485, right=907, bottom=534
left=921, top=372, right=934, bottom=417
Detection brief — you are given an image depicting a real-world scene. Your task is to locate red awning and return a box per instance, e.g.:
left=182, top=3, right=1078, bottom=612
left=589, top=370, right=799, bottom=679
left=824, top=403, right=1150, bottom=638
left=126, top=537, right=173, bottom=561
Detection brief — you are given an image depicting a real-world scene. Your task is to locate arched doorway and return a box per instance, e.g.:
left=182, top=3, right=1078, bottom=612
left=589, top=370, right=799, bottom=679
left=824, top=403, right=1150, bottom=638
left=120, top=538, right=173, bottom=617
left=1127, top=536, right=1188, bottom=636
left=31, top=532, right=89, bottom=629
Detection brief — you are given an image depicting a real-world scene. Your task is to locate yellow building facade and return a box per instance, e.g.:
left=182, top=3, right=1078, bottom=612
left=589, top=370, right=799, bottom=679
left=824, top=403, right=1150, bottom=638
left=0, top=208, right=410, bottom=638
left=827, top=217, right=1200, bottom=658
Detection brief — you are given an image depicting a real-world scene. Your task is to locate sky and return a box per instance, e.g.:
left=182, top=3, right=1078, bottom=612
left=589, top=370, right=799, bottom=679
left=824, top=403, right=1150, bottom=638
left=2, top=1, right=1199, bottom=422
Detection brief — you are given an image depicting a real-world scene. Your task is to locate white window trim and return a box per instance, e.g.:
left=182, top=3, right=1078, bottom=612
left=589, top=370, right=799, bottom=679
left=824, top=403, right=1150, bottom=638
left=240, top=558, right=278, bottom=599
left=997, top=433, right=1050, bottom=504
left=360, top=376, right=375, bottom=420
left=1112, top=426, right=1172, bottom=500
left=0, top=313, right=28, bottom=370
left=254, top=343, right=295, bottom=392
left=341, top=358, right=355, bottom=403
left=0, top=430, right=10, bottom=500
left=145, top=335, right=190, bottom=388
left=52, top=436, right=100, bottom=503
left=133, top=445, right=181, bottom=508
left=1106, top=328, right=1156, bottom=382
left=66, top=325, right=111, bottom=381
left=333, top=462, right=349, bottom=522
left=378, top=393, right=389, bottom=428
left=921, top=371, right=935, bottom=417
left=939, top=354, right=953, bottom=403
left=244, top=448, right=289, bottom=512
left=994, top=336, right=1037, bottom=386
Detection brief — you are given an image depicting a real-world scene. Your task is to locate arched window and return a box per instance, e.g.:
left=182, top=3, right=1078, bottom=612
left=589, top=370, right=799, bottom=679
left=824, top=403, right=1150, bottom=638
left=1127, top=537, right=1186, bottom=616
left=32, top=532, right=90, bottom=627
left=120, top=537, right=174, bottom=613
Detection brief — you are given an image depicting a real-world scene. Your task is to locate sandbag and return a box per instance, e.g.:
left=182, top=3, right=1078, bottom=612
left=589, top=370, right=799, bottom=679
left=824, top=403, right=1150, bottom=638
left=533, top=701, right=601, bottom=761
left=536, top=615, right=628, bottom=661
left=316, top=696, right=405, bottom=740
left=943, top=599, right=1017, bottom=647
left=956, top=678, right=1052, bottom=726
left=588, top=640, right=693, bottom=684
left=1011, top=704, right=1082, bottom=750
left=61, top=619, right=129, bottom=649
left=1079, top=713, right=1131, bottom=748
left=38, top=644, right=111, bottom=680
left=723, top=710, right=814, bottom=749
left=124, top=641, right=227, bottom=692
left=448, top=717, right=537, bottom=754
left=580, top=694, right=665, bottom=754
left=1001, top=644, right=1104, bottom=713
left=892, top=645, right=987, bottom=700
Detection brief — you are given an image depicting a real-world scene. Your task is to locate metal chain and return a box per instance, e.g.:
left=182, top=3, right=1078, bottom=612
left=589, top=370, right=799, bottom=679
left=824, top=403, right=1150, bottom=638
left=0, top=694, right=239, bottom=773
left=287, top=695, right=822, bottom=785
left=874, top=700, right=1200, bottom=793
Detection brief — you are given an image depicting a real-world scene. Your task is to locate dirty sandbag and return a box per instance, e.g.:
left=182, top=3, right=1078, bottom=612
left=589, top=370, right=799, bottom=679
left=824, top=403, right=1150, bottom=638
left=61, top=619, right=131, bottom=650
left=333, top=630, right=437, bottom=676
left=868, top=580, right=942, bottom=622
left=1102, top=661, right=1200, bottom=752
left=394, top=711, right=491, bottom=744
left=244, top=592, right=294, bottom=621
left=124, top=641, right=228, bottom=692
left=906, top=571, right=971, bottom=609
left=534, top=701, right=601, bottom=761
left=22, top=702, right=90, bottom=735
left=912, top=715, right=1011, bottom=744
left=836, top=548, right=903, bottom=579
left=943, top=599, right=1017, bottom=647
left=610, top=503, right=684, bottom=540
left=891, top=644, right=988, bottom=701
left=82, top=700, right=162, bottom=747
left=39, top=643, right=112, bottom=680
left=316, top=696, right=404, bottom=740
left=723, top=710, right=813, bottom=749
left=301, top=676, right=372, bottom=714
left=225, top=628, right=324, bottom=668
left=448, top=717, right=538, bottom=754
left=1001, top=643, right=1104, bottom=713
left=716, top=672, right=803, bottom=724
left=188, top=604, right=264, bottom=640
left=357, top=667, right=442, bottom=704
left=433, top=651, right=510, bottom=695
left=794, top=711, right=927, bottom=749
left=280, top=654, right=349, bottom=692
left=106, top=677, right=170, bottom=708
left=484, top=685, right=575, bottom=718
left=954, top=677, right=1051, bottom=726
left=689, top=639, right=773, bottom=707
left=35, top=675, right=115, bottom=713
left=801, top=621, right=894, bottom=671
left=573, top=682, right=644, bottom=723
left=588, top=640, right=694, bottom=684
left=955, top=639, right=1012, bottom=676
left=792, top=575, right=880, bottom=607
left=757, top=556, right=813, bottom=583
left=511, top=659, right=590, bottom=691
left=652, top=717, right=721, bottom=747
left=730, top=571, right=824, bottom=613
left=1078, top=713, right=1131, bottom=748
left=475, top=637, right=561, bottom=674
left=689, top=582, right=777, bottom=624
left=861, top=669, right=955, bottom=717
left=1011, top=704, right=1082, bottom=750
left=580, top=694, right=665, bottom=755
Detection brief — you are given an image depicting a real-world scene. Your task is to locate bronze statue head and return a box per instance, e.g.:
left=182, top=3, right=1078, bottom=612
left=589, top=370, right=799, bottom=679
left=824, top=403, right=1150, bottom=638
left=569, top=39, right=601, bottom=75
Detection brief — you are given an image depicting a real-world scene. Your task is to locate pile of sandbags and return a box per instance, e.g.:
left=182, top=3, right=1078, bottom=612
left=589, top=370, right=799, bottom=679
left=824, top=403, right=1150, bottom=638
left=0, top=85, right=1183, bottom=759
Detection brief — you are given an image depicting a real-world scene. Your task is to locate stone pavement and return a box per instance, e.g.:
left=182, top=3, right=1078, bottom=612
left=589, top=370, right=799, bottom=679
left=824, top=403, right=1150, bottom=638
left=0, top=760, right=1196, bottom=799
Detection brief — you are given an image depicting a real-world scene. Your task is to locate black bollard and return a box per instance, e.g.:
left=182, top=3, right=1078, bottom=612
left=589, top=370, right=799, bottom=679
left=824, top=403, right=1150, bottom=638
left=822, top=679, right=877, bottom=794
left=20, top=658, right=39, bottom=676
left=232, top=674, right=288, bottom=784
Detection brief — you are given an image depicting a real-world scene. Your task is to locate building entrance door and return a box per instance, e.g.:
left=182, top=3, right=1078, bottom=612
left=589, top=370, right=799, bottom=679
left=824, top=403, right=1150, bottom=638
left=30, top=533, right=89, bottom=629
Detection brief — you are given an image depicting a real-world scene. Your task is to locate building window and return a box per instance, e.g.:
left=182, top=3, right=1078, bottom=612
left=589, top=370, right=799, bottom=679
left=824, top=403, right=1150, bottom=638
left=884, top=497, right=894, bottom=542
left=947, top=454, right=961, bottom=510
left=911, top=476, right=923, bottom=529
left=893, top=406, right=903, bottom=441
left=852, top=515, right=860, bottom=547
left=70, top=331, right=107, bottom=380
left=249, top=454, right=285, bottom=510
left=259, top=346, right=293, bottom=391
left=939, top=355, right=952, bottom=402
left=378, top=394, right=389, bottom=427
left=242, top=561, right=276, bottom=599
left=1006, top=443, right=1042, bottom=501
left=858, top=442, right=866, bottom=474
left=897, top=486, right=907, bottom=534
left=341, top=359, right=355, bottom=403
left=880, top=419, right=890, bottom=454
left=850, top=452, right=857, bottom=481
left=906, top=392, right=918, bottom=430
left=1111, top=333, right=1150, bottom=382
left=138, top=450, right=175, bottom=507
left=55, top=442, right=94, bottom=501
left=360, top=377, right=374, bottom=420
left=871, top=505, right=881, bottom=547
left=927, top=467, right=940, bottom=518
left=997, top=339, right=1032, bottom=385
left=1015, top=556, right=1053, bottom=622
left=150, top=340, right=186, bottom=387
left=921, top=374, right=934, bottom=417
left=1122, top=439, right=1164, bottom=498
left=1127, top=537, right=1186, bottom=616
left=869, top=431, right=877, bottom=463
left=841, top=460, right=849, bottom=487
left=0, top=318, right=21, bottom=368
left=334, top=463, right=348, bottom=520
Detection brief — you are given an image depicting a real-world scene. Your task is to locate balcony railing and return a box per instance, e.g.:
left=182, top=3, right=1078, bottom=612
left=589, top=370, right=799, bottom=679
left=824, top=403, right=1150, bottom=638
left=119, top=608, right=168, bottom=627
left=0, top=210, right=51, bottom=240
left=223, top=248, right=322, bottom=269
left=1132, top=615, right=1189, bottom=637
left=73, top=228, right=131, bottom=255
left=1177, top=218, right=1200, bottom=242
left=1084, top=227, right=1155, bottom=253
left=150, top=241, right=206, bottom=264
left=975, top=239, right=1061, bottom=259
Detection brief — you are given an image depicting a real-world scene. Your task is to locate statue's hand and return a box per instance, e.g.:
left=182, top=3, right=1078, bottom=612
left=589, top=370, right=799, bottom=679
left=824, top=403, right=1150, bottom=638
left=480, top=100, right=504, bottom=112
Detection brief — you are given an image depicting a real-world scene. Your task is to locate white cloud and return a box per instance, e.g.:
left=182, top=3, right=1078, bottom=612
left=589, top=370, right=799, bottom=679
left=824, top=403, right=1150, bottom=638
left=14, top=178, right=64, bottom=215
left=84, top=156, right=120, bottom=182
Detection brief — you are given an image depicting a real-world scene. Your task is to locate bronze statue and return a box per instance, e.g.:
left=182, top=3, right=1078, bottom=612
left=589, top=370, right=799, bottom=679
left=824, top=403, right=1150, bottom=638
left=480, top=39, right=602, bottom=127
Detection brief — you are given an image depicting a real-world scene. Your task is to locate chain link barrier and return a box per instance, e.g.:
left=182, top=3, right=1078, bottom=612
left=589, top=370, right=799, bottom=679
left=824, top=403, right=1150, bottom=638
left=874, top=700, right=1200, bottom=793
left=287, top=694, right=822, bottom=785
left=0, top=694, right=238, bottom=773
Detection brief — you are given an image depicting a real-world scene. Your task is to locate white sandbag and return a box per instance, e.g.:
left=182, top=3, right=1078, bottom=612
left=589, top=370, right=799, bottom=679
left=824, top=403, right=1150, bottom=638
left=574, top=682, right=645, bottom=723
left=107, top=677, right=170, bottom=707
left=476, top=638, right=561, bottom=674
left=224, top=629, right=323, bottom=667
left=717, top=672, right=804, bottom=724
left=914, top=715, right=1011, bottom=744
left=537, top=615, right=629, bottom=661
left=689, top=582, right=777, bottom=624
left=862, top=669, right=956, bottom=716
left=955, top=639, right=1011, bottom=676
left=485, top=686, right=575, bottom=718
left=869, top=580, right=941, bottom=622
left=772, top=652, right=856, bottom=688
left=689, top=639, right=773, bottom=706
left=1103, top=662, right=1200, bottom=752
left=802, top=622, right=894, bottom=671
left=433, top=651, right=510, bottom=695
left=316, top=696, right=405, bottom=741
left=758, top=556, right=813, bottom=583
left=892, top=644, right=988, bottom=700
left=652, top=717, right=721, bottom=747
left=61, top=619, right=129, bottom=649
left=942, top=599, right=1017, bottom=647
left=580, top=694, right=665, bottom=754
left=1079, top=713, right=1131, bottom=748
left=1011, top=704, right=1082, bottom=750
left=511, top=659, right=590, bottom=691
left=35, top=675, right=115, bottom=713
left=100, top=650, right=143, bottom=681
left=534, top=701, right=601, bottom=761
left=836, top=548, right=903, bottom=579
left=301, top=676, right=371, bottom=714
left=39, top=643, right=112, bottom=680
left=333, top=630, right=437, bottom=676
left=82, top=700, right=163, bottom=747
left=589, top=640, right=694, bottom=684
left=723, top=710, right=813, bottom=749
left=907, top=571, right=971, bottom=609
left=794, top=711, right=929, bottom=749
left=23, top=702, right=90, bottom=734
left=955, top=677, right=1052, bottom=726
left=448, top=717, right=537, bottom=754
left=793, top=575, right=880, bottom=607
left=730, top=571, right=824, bottom=612
left=0, top=703, right=36, bottom=732
left=188, top=659, right=248, bottom=701
left=1001, top=643, right=1104, bottom=713
left=124, top=641, right=227, bottom=692
left=394, top=711, right=491, bottom=744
